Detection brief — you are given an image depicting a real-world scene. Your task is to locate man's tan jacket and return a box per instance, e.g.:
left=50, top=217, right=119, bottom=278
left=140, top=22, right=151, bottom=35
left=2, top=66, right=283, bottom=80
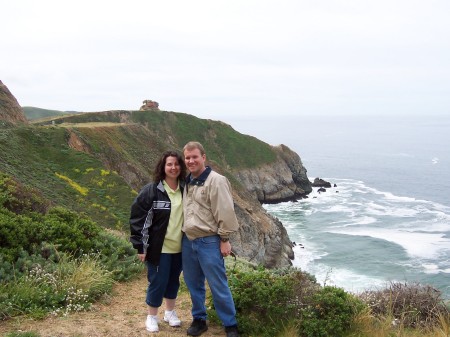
left=183, top=168, right=239, bottom=240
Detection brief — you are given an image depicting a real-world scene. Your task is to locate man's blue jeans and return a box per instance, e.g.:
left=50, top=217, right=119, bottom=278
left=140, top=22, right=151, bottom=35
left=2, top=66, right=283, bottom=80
left=182, top=234, right=237, bottom=327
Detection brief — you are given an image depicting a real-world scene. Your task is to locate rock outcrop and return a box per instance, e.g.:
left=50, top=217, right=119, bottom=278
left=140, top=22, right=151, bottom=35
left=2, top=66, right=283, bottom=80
left=311, top=177, right=331, bottom=188
left=139, top=100, right=159, bottom=111
left=232, top=196, right=295, bottom=268
left=0, top=80, right=28, bottom=125
left=235, top=144, right=312, bottom=203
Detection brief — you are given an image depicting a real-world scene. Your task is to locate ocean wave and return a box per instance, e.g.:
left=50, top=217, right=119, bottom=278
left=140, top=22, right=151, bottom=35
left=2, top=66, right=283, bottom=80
left=292, top=259, right=391, bottom=294
left=328, top=228, right=450, bottom=260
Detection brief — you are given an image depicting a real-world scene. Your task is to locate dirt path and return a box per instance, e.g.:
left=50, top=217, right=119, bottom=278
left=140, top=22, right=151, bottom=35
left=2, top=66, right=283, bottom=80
left=0, top=271, right=226, bottom=337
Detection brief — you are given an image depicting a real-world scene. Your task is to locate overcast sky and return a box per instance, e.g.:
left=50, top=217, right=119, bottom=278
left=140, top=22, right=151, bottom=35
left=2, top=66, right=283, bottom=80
left=2, top=0, right=450, bottom=125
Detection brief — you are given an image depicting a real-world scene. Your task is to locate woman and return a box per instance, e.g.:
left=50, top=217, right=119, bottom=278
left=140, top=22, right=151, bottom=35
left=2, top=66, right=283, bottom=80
left=129, top=150, right=186, bottom=333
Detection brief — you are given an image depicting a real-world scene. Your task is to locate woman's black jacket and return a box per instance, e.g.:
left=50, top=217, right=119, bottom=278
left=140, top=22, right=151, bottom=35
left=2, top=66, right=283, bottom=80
left=129, top=180, right=184, bottom=266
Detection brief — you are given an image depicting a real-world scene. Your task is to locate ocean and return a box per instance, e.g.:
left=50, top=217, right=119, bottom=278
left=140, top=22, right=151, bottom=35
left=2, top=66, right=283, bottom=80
left=230, top=113, right=450, bottom=299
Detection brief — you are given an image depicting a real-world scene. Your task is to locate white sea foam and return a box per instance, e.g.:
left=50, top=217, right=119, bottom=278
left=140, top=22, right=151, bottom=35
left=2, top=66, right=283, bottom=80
left=329, top=228, right=450, bottom=259
left=330, top=216, right=377, bottom=228
left=322, top=205, right=355, bottom=214
left=380, top=192, right=418, bottom=203
left=422, top=264, right=440, bottom=274
left=365, top=202, right=419, bottom=217
left=291, top=244, right=327, bottom=270
left=295, top=262, right=391, bottom=294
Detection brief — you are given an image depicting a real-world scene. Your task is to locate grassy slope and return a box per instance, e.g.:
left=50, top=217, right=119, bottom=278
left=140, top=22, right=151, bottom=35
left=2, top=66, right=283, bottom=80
left=36, top=109, right=278, bottom=169
left=22, top=106, right=73, bottom=120
left=0, top=109, right=277, bottom=231
left=0, top=125, right=135, bottom=230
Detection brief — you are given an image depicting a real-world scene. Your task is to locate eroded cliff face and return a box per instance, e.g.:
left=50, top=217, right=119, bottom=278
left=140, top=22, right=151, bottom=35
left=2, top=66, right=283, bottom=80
left=229, top=187, right=295, bottom=268
left=0, top=81, right=28, bottom=125
left=235, top=144, right=312, bottom=203
left=227, top=144, right=312, bottom=267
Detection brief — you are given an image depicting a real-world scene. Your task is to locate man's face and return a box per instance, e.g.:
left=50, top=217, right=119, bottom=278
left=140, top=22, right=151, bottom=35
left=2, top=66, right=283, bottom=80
left=184, top=148, right=206, bottom=178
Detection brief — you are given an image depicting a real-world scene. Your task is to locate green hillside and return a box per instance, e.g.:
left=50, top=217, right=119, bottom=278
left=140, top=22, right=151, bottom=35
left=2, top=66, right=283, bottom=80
left=33, top=109, right=277, bottom=169
left=22, top=106, right=75, bottom=120
left=0, top=125, right=135, bottom=229
left=0, top=109, right=277, bottom=230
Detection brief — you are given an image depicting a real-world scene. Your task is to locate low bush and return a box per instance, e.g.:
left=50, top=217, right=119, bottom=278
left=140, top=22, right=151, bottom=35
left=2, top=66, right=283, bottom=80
left=299, top=286, right=365, bottom=337
left=358, top=282, right=450, bottom=328
left=207, top=259, right=364, bottom=337
left=0, top=208, right=141, bottom=283
left=0, top=173, right=143, bottom=320
left=0, top=254, right=113, bottom=319
left=206, top=260, right=319, bottom=337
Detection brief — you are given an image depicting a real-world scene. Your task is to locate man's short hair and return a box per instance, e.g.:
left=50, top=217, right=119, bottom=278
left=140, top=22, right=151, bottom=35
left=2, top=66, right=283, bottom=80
left=183, top=141, right=205, bottom=156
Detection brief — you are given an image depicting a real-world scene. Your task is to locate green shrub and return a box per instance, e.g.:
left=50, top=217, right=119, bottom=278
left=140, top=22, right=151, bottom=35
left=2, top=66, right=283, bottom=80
left=299, top=286, right=365, bottom=337
left=0, top=178, right=143, bottom=319
left=0, top=254, right=113, bottom=320
left=91, top=230, right=143, bottom=281
left=0, top=206, right=100, bottom=263
left=0, top=217, right=142, bottom=284
left=208, top=262, right=318, bottom=337
left=43, top=207, right=101, bottom=253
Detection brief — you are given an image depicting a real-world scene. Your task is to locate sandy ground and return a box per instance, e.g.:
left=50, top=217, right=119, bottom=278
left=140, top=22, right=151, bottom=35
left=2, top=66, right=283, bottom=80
left=0, top=271, right=226, bottom=337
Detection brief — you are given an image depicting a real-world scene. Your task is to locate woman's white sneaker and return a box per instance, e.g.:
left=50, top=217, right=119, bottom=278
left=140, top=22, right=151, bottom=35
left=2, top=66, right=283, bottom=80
left=164, top=310, right=181, bottom=327
left=145, top=315, right=159, bottom=332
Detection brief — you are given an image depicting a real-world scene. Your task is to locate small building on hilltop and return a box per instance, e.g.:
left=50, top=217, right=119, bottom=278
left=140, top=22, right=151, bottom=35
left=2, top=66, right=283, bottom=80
left=139, top=100, right=159, bottom=111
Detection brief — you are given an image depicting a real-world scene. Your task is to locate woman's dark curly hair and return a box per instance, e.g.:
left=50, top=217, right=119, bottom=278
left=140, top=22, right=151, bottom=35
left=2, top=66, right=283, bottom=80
left=152, top=150, right=187, bottom=183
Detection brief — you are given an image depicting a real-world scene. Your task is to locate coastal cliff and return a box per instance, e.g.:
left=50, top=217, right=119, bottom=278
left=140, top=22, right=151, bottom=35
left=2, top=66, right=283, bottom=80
left=0, top=80, right=28, bottom=125
left=235, top=144, right=312, bottom=203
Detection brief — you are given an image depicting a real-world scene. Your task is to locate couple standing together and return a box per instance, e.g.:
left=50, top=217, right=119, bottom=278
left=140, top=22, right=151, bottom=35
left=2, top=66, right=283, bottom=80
left=129, top=141, right=240, bottom=337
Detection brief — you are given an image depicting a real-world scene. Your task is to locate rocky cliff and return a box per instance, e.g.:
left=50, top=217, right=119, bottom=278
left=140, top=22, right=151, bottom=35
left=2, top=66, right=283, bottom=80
left=0, top=81, right=28, bottom=125
left=231, top=189, right=296, bottom=268
left=235, top=144, right=312, bottom=203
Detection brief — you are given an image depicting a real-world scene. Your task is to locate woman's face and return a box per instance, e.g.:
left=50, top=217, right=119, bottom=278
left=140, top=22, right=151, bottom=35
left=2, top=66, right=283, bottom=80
left=164, top=155, right=181, bottom=180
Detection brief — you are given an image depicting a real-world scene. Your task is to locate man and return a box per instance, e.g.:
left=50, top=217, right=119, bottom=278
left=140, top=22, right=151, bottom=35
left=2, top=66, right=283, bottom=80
left=182, top=141, right=240, bottom=337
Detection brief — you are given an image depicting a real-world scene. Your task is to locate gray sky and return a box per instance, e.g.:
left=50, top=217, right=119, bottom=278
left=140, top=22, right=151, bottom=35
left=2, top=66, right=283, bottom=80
left=2, top=0, right=450, bottom=125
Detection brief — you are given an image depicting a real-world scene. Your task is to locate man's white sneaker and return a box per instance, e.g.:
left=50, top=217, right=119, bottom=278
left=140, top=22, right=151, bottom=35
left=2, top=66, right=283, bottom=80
left=145, top=315, right=159, bottom=332
left=164, top=310, right=181, bottom=327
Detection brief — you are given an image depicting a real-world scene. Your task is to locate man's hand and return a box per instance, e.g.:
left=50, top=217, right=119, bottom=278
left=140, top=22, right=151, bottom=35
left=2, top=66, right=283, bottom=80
left=220, top=240, right=232, bottom=257
left=138, top=253, right=146, bottom=262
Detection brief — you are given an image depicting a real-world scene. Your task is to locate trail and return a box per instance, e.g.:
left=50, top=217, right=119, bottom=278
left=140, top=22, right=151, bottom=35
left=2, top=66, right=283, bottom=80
left=0, top=271, right=225, bottom=337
